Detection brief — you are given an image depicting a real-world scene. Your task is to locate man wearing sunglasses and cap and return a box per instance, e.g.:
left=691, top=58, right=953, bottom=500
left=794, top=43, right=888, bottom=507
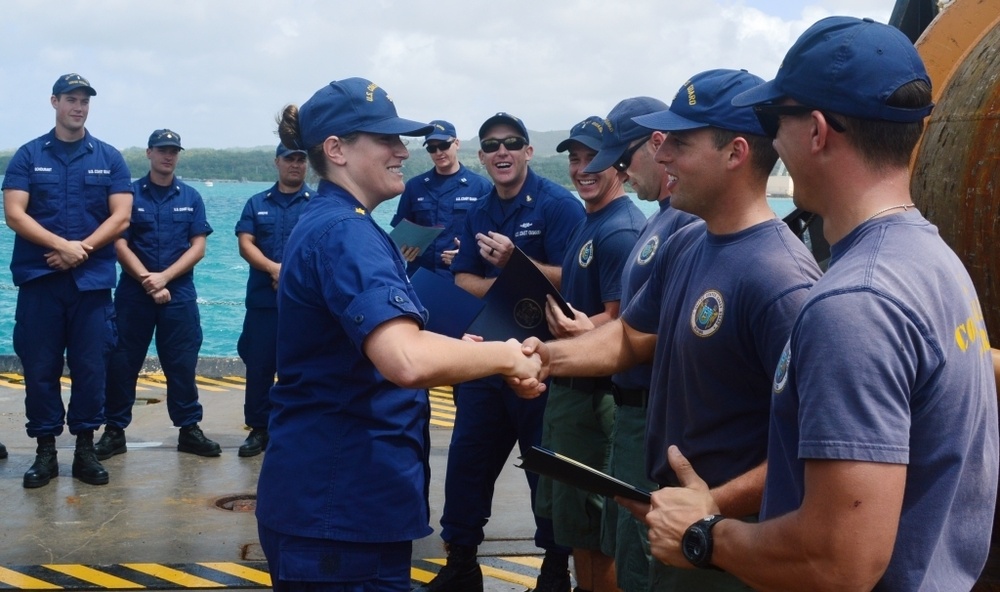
left=391, top=120, right=491, bottom=278
left=97, top=129, right=221, bottom=462
left=233, top=144, right=314, bottom=458
left=3, top=73, right=132, bottom=488
left=635, top=17, right=998, bottom=591
left=418, top=113, right=584, bottom=592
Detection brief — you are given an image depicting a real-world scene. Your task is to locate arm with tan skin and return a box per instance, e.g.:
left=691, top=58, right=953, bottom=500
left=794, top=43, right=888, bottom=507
left=545, top=294, right=619, bottom=338
left=455, top=271, right=495, bottom=298
left=362, top=317, right=541, bottom=389
left=621, top=446, right=903, bottom=592
left=238, top=232, right=281, bottom=289
left=139, top=235, right=206, bottom=294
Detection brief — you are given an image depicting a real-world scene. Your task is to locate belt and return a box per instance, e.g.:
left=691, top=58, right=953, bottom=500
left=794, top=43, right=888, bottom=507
left=611, top=384, right=649, bottom=408
left=552, top=376, right=614, bottom=393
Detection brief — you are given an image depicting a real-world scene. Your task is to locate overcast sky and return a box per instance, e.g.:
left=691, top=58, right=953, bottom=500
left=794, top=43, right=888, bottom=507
left=0, top=0, right=897, bottom=152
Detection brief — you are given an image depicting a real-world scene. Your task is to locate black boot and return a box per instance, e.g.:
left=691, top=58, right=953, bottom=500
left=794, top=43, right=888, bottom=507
left=23, top=436, right=58, bottom=488
left=94, top=426, right=127, bottom=460
left=238, top=428, right=269, bottom=458
left=530, top=549, right=571, bottom=592
left=73, top=430, right=109, bottom=485
left=178, top=423, right=221, bottom=457
left=414, top=544, right=483, bottom=592
left=0, top=440, right=7, bottom=459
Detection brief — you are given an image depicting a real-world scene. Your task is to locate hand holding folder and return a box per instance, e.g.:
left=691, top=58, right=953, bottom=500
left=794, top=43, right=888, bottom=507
left=517, top=445, right=652, bottom=503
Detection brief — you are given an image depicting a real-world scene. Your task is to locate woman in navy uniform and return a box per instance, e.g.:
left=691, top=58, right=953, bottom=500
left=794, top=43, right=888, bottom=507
left=255, top=77, right=542, bottom=592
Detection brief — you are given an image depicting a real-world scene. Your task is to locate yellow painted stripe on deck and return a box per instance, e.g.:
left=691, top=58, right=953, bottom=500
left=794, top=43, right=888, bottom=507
left=410, top=566, right=436, bottom=584
left=223, top=376, right=247, bottom=383
left=136, top=378, right=166, bottom=388
left=120, top=563, right=224, bottom=588
left=429, top=419, right=453, bottom=427
left=502, top=555, right=543, bottom=568
left=430, top=410, right=455, bottom=420
left=0, top=565, right=62, bottom=589
left=60, top=377, right=72, bottom=385
left=481, top=564, right=537, bottom=588
left=42, top=564, right=141, bottom=588
left=198, top=562, right=271, bottom=586
left=192, top=376, right=241, bottom=387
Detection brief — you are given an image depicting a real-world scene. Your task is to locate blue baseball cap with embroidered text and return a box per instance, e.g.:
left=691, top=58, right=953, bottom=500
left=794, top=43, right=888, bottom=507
left=148, top=129, right=184, bottom=149
left=731, top=16, right=933, bottom=123
left=424, top=120, right=457, bottom=145
left=584, top=97, right=668, bottom=174
left=556, top=116, right=606, bottom=153
left=296, top=77, right=432, bottom=149
left=632, top=69, right=767, bottom=136
left=53, top=73, right=96, bottom=96
left=276, top=144, right=307, bottom=158
left=478, top=112, right=530, bottom=143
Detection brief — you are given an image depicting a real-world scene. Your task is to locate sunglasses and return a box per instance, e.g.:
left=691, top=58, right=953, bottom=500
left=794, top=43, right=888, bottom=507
left=425, top=140, right=454, bottom=153
left=752, top=104, right=846, bottom=139
left=614, top=136, right=650, bottom=172
left=480, top=136, right=527, bottom=153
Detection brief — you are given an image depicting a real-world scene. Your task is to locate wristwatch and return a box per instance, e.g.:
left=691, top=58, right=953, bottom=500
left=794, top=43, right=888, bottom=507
left=681, top=514, right=726, bottom=568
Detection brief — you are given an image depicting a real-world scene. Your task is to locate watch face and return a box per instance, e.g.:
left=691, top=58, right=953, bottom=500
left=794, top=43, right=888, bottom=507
left=683, top=527, right=708, bottom=563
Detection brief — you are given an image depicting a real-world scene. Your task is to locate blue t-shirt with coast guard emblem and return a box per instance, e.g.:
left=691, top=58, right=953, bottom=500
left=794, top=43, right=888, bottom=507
left=257, top=179, right=432, bottom=544
left=560, top=195, right=645, bottom=316
left=114, top=174, right=212, bottom=303
left=763, top=210, right=999, bottom=590
left=2, top=129, right=133, bottom=290
left=612, top=198, right=698, bottom=390
left=234, top=182, right=313, bottom=308
left=622, top=218, right=820, bottom=488
left=391, top=163, right=491, bottom=278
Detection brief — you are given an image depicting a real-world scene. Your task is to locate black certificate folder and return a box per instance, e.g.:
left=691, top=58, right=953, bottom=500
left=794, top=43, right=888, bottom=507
left=517, top=446, right=652, bottom=503
left=465, top=247, right=573, bottom=342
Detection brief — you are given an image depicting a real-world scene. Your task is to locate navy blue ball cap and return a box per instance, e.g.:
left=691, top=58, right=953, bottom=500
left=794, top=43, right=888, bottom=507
left=298, top=77, right=433, bottom=149
left=148, top=129, right=184, bottom=150
left=52, top=73, right=96, bottom=96
left=633, top=69, right=767, bottom=137
left=731, top=16, right=933, bottom=123
left=478, top=112, right=530, bottom=143
left=584, top=96, right=668, bottom=174
left=424, top=120, right=457, bottom=145
left=276, top=143, right=307, bottom=158
left=556, top=116, right=606, bottom=153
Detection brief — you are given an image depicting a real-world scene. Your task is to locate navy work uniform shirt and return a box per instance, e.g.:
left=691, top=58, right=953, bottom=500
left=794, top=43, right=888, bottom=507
left=114, top=174, right=212, bottom=303
left=2, top=129, right=133, bottom=289
left=234, top=182, right=313, bottom=308
left=256, top=179, right=432, bottom=543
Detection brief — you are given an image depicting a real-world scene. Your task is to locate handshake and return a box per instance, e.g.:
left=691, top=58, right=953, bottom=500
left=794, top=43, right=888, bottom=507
left=500, top=337, right=551, bottom=399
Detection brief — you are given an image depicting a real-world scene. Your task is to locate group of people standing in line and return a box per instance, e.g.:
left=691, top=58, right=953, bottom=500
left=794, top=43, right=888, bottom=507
left=0, top=74, right=317, bottom=487
left=0, top=13, right=998, bottom=592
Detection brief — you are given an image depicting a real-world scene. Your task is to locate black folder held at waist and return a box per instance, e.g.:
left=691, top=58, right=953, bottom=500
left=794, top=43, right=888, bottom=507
left=466, top=247, right=574, bottom=342
left=517, top=445, right=652, bottom=503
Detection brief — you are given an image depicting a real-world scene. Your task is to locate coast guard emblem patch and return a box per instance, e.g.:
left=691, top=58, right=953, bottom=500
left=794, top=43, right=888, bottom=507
left=773, top=340, right=791, bottom=394
left=637, top=236, right=658, bottom=266
left=690, top=289, right=724, bottom=337
left=578, top=240, right=594, bottom=268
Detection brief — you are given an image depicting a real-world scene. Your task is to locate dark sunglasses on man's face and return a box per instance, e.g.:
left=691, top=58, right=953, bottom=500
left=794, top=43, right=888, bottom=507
left=614, top=136, right=651, bottom=172
left=425, top=140, right=454, bottom=154
left=480, top=136, right=527, bottom=153
left=752, top=104, right=846, bottom=139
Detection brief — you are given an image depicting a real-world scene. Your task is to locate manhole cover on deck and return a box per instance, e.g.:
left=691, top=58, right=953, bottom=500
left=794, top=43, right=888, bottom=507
left=215, top=494, right=257, bottom=512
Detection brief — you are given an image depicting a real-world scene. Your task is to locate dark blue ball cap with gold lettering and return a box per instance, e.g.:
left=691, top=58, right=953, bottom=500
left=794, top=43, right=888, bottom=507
left=556, top=116, right=606, bottom=153
left=583, top=97, right=667, bottom=174
left=52, top=73, right=97, bottom=96
left=633, top=69, right=766, bottom=137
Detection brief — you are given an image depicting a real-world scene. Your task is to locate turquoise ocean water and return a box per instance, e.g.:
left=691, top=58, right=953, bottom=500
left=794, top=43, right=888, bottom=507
left=0, top=179, right=794, bottom=357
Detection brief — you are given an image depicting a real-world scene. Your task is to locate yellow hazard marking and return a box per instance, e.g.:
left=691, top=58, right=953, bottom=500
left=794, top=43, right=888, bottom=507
left=502, top=555, right=543, bottom=568
left=42, top=564, right=140, bottom=588
left=198, top=562, right=271, bottom=586
left=410, top=566, right=437, bottom=584
left=223, top=376, right=247, bottom=383
left=120, top=563, right=224, bottom=588
left=422, top=558, right=537, bottom=588
left=0, top=565, right=62, bottom=589
left=193, top=376, right=242, bottom=388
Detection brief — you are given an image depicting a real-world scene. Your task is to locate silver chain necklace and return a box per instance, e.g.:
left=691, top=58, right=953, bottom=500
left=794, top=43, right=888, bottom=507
left=864, top=203, right=916, bottom=223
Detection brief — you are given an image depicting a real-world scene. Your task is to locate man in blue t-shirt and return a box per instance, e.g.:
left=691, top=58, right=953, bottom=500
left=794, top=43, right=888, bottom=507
left=2, top=74, right=133, bottom=488
left=96, top=129, right=221, bottom=461
left=391, top=120, right=492, bottom=278
left=233, top=144, right=313, bottom=458
left=417, top=112, right=584, bottom=592
left=641, top=18, right=999, bottom=591
left=517, top=70, right=823, bottom=592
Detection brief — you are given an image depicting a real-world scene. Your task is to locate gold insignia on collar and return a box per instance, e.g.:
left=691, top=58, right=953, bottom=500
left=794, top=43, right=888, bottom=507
left=525, top=195, right=533, bottom=202
left=355, top=207, right=366, bottom=215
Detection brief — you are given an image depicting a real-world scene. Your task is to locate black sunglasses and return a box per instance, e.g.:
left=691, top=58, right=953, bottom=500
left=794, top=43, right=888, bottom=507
left=425, top=140, right=454, bottom=153
left=614, top=136, right=650, bottom=172
left=752, top=104, right=846, bottom=139
left=480, top=136, right=527, bottom=153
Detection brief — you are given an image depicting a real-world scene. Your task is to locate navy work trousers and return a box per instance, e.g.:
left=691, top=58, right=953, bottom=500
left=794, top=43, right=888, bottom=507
left=14, top=273, right=114, bottom=438
left=237, top=307, right=277, bottom=429
left=105, top=297, right=203, bottom=429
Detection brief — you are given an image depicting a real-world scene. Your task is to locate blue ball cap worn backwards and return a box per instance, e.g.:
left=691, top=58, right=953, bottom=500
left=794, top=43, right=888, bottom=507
left=556, top=116, right=606, bottom=153
left=297, top=77, right=433, bottom=149
left=148, top=129, right=184, bottom=150
left=424, top=120, right=458, bottom=145
left=584, top=96, right=668, bottom=174
left=53, top=73, right=96, bottom=96
left=731, top=16, right=933, bottom=123
left=632, top=69, right=767, bottom=136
